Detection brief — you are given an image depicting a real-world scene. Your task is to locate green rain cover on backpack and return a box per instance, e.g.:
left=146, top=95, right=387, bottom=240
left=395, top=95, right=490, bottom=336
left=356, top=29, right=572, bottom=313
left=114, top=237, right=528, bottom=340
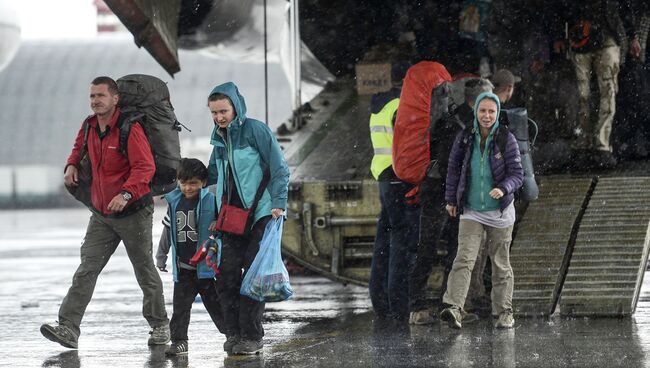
left=116, top=74, right=182, bottom=196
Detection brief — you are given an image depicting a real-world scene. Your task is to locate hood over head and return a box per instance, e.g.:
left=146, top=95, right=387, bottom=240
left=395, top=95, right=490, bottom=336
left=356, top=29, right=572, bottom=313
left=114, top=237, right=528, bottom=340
left=473, top=91, right=501, bottom=132
left=208, top=82, right=248, bottom=125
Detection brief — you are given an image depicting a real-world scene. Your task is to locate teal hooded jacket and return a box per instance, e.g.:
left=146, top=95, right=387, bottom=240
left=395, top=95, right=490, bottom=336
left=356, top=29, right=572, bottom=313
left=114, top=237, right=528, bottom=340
left=466, top=92, right=501, bottom=211
left=207, top=82, right=290, bottom=225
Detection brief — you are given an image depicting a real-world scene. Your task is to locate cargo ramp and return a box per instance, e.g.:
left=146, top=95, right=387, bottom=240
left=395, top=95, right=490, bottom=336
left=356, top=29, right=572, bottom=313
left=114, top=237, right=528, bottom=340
left=512, top=176, right=650, bottom=316
left=511, top=177, right=594, bottom=316
left=560, top=177, right=650, bottom=316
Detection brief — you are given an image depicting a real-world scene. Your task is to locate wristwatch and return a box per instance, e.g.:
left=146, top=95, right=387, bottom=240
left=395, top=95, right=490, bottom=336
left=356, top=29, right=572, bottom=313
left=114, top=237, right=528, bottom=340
left=121, top=191, right=132, bottom=202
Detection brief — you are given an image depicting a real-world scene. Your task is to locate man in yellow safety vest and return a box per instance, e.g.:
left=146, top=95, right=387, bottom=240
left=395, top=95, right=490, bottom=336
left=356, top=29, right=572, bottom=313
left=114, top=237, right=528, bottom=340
left=368, top=61, right=418, bottom=324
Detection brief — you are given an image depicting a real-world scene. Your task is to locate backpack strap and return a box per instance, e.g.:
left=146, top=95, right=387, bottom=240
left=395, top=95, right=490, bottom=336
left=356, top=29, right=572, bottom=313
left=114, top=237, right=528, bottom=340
left=116, top=111, right=146, bottom=158
left=243, top=169, right=271, bottom=230
left=495, top=125, right=509, bottom=156
left=80, top=115, right=92, bottom=157
left=250, top=169, right=271, bottom=212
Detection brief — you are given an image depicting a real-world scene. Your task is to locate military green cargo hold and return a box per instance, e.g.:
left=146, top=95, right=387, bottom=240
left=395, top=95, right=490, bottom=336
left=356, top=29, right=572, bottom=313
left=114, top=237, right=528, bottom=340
left=276, top=81, right=448, bottom=289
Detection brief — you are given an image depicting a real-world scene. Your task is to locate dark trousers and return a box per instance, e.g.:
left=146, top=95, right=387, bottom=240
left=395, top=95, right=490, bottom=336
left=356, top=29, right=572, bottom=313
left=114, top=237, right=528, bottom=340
left=216, top=216, right=272, bottom=341
left=170, top=268, right=225, bottom=342
left=58, top=205, right=168, bottom=335
left=369, top=181, right=420, bottom=321
left=408, top=178, right=457, bottom=311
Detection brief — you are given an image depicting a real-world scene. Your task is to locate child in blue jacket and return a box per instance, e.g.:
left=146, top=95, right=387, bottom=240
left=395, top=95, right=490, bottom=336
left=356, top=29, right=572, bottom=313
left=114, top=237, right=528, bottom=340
left=156, top=158, right=225, bottom=356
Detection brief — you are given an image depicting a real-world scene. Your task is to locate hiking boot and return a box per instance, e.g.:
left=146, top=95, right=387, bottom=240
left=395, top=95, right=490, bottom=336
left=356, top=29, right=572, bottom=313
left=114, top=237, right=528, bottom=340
left=165, top=340, right=188, bottom=356
left=231, top=339, right=264, bottom=355
left=40, top=322, right=79, bottom=349
left=440, top=306, right=462, bottom=329
left=461, top=310, right=479, bottom=324
left=409, top=310, right=436, bottom=325
left=223, top=335, right=240, bottom=353
left=495, top=309, right=515, bottom=329
left=148, top=324, right=171, bottom=345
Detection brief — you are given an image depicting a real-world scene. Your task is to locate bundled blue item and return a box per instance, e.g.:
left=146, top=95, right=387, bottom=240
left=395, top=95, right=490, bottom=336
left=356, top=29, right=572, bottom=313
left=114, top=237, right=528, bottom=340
left=240, top=218, right=293, bottom=302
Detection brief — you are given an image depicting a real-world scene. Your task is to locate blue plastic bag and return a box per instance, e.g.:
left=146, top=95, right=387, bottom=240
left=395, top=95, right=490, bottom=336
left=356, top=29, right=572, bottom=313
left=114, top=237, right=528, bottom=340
left=240, top=217, right=293, bottom=302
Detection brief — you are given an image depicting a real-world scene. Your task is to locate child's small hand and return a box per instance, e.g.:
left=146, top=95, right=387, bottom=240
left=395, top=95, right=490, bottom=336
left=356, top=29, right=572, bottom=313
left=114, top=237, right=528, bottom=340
left=158, top=266, right=168, bottom=272
left=208, top=220, right=218, bottom=232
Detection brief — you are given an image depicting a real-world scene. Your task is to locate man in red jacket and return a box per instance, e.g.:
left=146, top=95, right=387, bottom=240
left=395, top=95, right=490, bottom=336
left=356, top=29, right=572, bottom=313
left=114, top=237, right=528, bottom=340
left=40, top=76, right=169, bottom=349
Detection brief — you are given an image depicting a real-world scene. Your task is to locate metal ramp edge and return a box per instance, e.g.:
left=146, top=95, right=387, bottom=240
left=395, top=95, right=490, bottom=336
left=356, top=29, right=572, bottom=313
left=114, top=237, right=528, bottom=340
left=282, top=81, right=356, bottom=181
left=560, top=177, right=650, bottom=316
left=511, top=176, right=595, bottom=316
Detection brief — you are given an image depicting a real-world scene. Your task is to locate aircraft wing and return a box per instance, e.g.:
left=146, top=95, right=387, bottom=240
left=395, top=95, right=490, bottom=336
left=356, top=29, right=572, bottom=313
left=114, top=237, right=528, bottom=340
left=104, top=0, right=181, bottom=75
left=103, top=0, right=333, bottom=107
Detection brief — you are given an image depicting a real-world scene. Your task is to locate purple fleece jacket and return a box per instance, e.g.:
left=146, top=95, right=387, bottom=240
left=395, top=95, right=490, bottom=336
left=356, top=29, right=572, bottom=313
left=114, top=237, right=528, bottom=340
left=445, top=125, right=523, bottom=212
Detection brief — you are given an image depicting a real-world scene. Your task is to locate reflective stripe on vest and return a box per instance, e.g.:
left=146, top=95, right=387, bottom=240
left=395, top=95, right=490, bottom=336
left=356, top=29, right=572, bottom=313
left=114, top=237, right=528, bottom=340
left=369, top=126, right=394, bottom=134
left=369, top=98, right=399, bottom=180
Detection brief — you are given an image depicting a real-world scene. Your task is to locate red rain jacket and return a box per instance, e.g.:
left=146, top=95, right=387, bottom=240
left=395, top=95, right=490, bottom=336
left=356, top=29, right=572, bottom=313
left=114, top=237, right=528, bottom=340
left=66, top=109, right=154, bottom=215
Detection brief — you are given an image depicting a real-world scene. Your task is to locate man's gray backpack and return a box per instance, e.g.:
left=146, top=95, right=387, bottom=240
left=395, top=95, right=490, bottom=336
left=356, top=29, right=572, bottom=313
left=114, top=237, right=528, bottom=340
left=117, top=74, right=182, bottom=196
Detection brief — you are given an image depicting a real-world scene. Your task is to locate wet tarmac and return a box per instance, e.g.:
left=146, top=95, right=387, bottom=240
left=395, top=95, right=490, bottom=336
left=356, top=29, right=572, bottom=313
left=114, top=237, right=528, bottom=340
left=2, top=208, right=650, bottom=367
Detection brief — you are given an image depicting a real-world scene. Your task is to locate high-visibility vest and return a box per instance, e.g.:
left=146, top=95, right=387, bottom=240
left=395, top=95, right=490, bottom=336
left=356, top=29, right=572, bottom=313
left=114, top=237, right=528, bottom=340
left=370, top=98, right=399, bottom=180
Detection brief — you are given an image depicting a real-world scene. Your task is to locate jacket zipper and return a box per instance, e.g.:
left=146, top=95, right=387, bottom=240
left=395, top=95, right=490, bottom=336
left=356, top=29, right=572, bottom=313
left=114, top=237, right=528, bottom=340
left=96, top=128, right=107, bottom=211
left=216, top=128, right=232, bottom=209
left=195, top=190, right=202, bottom=252
left=479, top=153, right=485, bottom=209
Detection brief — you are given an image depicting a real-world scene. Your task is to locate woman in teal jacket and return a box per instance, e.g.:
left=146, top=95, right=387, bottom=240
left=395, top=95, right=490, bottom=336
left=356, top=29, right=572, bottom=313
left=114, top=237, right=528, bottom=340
left=206, top=82, right=290, bottom=355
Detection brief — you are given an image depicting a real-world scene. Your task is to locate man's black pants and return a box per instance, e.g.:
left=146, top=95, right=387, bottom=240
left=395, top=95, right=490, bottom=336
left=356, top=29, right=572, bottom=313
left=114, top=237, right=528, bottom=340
left=409, top=178, right=455, bottom=311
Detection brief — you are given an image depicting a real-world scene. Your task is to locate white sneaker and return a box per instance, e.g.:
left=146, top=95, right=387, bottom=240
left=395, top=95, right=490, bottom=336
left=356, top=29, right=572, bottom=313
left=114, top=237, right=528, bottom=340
left=409, top=310, right=436, bottom=325
left=495, top=309, right=515, bottom=329
left=165, top=340, right=188, bottom=356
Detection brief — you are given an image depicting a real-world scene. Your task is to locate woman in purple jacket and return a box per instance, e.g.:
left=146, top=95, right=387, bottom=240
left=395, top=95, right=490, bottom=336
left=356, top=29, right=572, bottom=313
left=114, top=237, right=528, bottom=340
left=439, top=92, right=523, bottom=330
